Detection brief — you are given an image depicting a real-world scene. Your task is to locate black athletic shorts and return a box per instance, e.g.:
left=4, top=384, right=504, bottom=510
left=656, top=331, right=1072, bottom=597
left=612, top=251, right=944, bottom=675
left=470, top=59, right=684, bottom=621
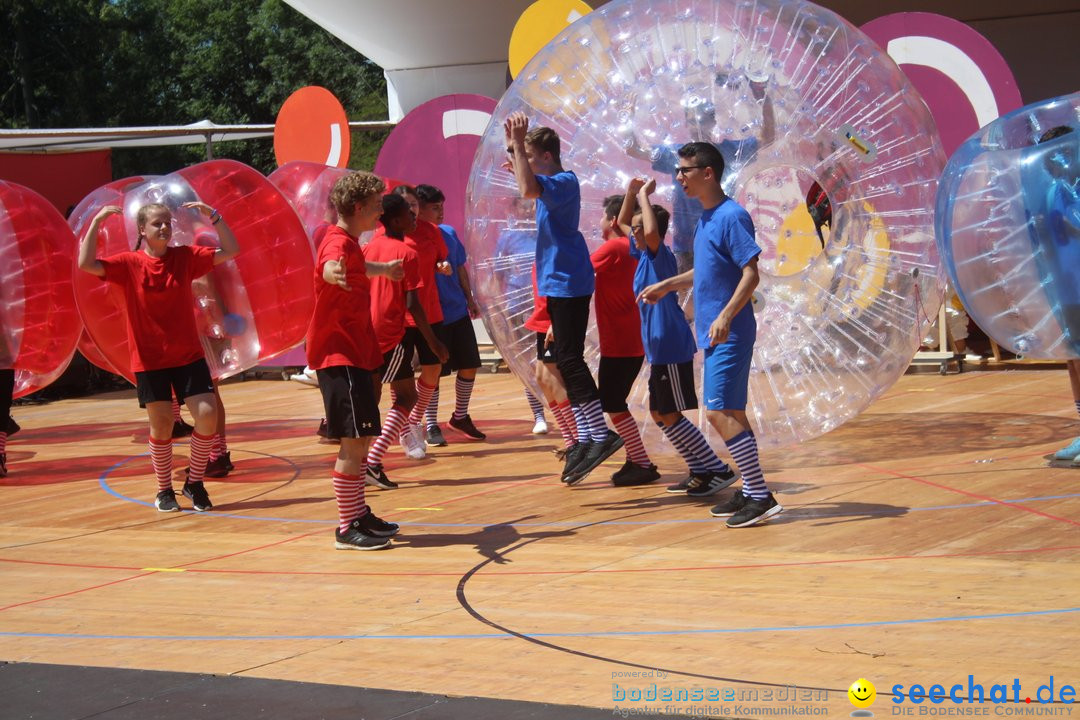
left=598, top=355, right=644, bottom=414
left=135, top=358, right=215, bottom=408
left=377, top=336, right=416, bottom=384
left=535, top=331, right=557, bottom=363
left=315, top=365, right=381, bottom=439
left=438, top=315, right=482, bottom=375
left=648, top=360, right=698, bottom=415
left=405, top=323, right=443, bottom=367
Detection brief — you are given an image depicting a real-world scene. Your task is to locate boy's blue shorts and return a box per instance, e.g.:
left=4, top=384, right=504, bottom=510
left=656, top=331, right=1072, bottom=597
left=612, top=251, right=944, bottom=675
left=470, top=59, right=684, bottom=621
left=702, top=338, right=753, bottom=411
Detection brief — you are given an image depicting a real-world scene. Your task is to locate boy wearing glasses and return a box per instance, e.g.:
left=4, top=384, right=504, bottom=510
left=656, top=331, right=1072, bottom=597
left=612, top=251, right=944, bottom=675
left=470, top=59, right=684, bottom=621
left=639, top=142, right=782, bottom=527
left=504, top=112, right=622, bottom=485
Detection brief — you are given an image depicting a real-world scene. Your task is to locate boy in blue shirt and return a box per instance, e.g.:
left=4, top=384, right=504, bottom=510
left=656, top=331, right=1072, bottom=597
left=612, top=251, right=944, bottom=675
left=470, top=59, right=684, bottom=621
left=639, top=141, right=782, bottom=527
left=504, top=112, right=621, bottom=484
left=618, top=177, right=738, bottom=495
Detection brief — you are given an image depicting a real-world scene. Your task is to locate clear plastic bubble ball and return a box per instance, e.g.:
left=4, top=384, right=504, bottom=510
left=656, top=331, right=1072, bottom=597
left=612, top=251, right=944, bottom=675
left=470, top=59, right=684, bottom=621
left=466, top=0, right=947, bottom=450
left=270, top=161, right=380, bottom=247
left=936, top=91, right=1080, bottom=359
left=0, top=181, right=81, bottom=398
left=70, top=161, right=313, bottom=381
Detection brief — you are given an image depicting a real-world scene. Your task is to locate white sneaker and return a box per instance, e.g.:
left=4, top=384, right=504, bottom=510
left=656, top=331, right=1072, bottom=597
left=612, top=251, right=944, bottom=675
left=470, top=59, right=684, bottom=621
left=532, top=418, right=549, bottom=435
left=400, top=424, right=427, bottom=460
left=290, top=372, right=318, bottom=387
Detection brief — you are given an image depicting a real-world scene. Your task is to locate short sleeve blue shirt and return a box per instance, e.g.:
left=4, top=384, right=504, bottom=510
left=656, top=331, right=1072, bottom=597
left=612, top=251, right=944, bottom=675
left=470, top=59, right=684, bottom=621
left=535, top=171, right=594, bottom=298
left=631, top=241, right=697, bottom=365
left=435, top=224, right=470, bottom=323
left=692, top=198, right=761, bottom=349
left=651, top=139, right=758, bottom=255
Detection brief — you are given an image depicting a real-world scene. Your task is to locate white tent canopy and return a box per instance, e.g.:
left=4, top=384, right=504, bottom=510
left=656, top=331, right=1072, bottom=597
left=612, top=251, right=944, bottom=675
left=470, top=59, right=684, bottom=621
left=284, top=0, right=538, bottom=118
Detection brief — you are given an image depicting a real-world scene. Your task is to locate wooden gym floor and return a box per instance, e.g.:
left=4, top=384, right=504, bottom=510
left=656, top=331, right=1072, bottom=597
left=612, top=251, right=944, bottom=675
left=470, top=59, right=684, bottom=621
left=1, top=367, right=1078, bottom=718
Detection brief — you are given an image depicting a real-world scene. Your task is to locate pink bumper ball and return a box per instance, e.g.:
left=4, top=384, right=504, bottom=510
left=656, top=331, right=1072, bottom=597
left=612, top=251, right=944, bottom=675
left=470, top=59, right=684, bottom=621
left=69, top=177, right=152, bottom=383
left=0, top=181, right=81, bottom=398
left=268, top=161, right=349, bottom=247
left=71, top=161, right=313, bottom=380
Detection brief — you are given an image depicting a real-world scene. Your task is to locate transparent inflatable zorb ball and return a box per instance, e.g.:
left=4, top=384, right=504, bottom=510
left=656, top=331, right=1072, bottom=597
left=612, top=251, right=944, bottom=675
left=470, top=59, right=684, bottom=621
left=269, top=161, right=347, bottom=252
left=0, top=181, right=81, bottom=398
left=466, top=0, right=946, bottom=450
left=936, top=91, right=1080, bottom=359
left=72, top=161, right=313, bottom=381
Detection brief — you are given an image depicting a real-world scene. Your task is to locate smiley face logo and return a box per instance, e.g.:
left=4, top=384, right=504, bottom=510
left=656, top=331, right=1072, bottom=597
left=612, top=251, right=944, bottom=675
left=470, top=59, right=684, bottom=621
left=849, top=678, right=877, bottom=709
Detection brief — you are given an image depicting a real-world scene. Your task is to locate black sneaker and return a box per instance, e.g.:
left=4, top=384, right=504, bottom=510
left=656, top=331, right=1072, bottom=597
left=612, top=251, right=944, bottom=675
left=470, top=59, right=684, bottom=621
left=449, top=414, right=486, bottom=440
left=685, top=469, right=739, bottom=498
left=564, top=431, right=624, bottom=486
left=204, top=452, right=231, bottom=479
left=317, top=418, right=328, bottom=438
left=610, top=459, right=635, bottom=482
left=612, top=462, right=661, bottom=487
left=6, top=415, right=20, bottom=436
left=155, top=488, right=181, bottom=512
left=560, top=441, right=590, bottom=481
left=223, top=451, right=235, bottom=472
left=710, top=490, right=747, bottom=517
left=353, top=509, right=400, bottom=537
left=335, top=519, right=392, bottom=551
left=171, top=419, right=194, bottom=439
left=725, top=492, right=783, bottom=528
left=665, top=473, right=694, bottom=493
left=426, top=425, right=448, bottom=447
left=0, top=452, right=7, bottom=478
left=181, top=481, right=213, bottom=511
left=365, top=463, right=399, bottom=490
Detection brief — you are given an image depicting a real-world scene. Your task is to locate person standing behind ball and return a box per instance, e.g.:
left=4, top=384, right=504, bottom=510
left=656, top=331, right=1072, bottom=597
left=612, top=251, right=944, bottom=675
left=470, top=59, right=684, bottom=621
left=1034, top=125, right=1080, bottom=465
left=504, top=112, right=623, bottom=486
left=639, top=141, right=782, bottom=528
left=79, top=201, right=238, bottom=513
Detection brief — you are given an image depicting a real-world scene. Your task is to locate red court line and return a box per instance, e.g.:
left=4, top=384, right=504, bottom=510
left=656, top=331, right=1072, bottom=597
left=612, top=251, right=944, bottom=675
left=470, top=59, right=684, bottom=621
left=854, top=463, right=1080, bottom=527
left=3, top=543, right=1077, bottom=579
left=0, top=571, right=158, bottom=612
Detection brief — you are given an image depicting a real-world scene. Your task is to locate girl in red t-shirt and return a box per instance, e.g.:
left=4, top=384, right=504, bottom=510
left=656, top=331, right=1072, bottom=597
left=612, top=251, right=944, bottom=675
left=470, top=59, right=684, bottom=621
left=79, top=202, right=238, bottom=513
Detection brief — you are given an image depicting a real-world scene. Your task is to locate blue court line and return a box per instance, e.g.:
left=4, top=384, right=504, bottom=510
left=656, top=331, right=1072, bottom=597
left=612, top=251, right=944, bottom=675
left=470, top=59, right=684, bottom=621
left=4, top=606, right=1079, bottom=642
left=97, top=454, right=1080, bottom=528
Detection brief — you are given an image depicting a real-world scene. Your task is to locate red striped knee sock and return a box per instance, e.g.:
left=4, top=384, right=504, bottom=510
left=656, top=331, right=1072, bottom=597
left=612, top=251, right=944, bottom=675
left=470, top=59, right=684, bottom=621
left=186, top=431, right=214, bottom=484
left=612, top=413, right=650, bottom=466
left=407, top=380, right=437, bottom=427
left=149, top=436, right=173, bottom=492
left=332, top=470, right=365, bottom=532
left=551, top=400, right=577, bottom=448
left=368, top=405, right=409, bottom=466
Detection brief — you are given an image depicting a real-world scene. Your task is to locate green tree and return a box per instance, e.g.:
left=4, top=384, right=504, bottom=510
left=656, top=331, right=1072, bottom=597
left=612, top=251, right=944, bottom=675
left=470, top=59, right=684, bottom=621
left=0, top=0, right=389, bottom=176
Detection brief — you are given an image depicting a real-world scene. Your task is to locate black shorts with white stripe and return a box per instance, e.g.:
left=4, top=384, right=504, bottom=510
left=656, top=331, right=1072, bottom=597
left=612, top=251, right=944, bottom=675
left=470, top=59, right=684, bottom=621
left=648, top=360, right=699, bottom=415
left=377, top=336, right=416, bottom=384
left=315, top=365, right=382, bottom=439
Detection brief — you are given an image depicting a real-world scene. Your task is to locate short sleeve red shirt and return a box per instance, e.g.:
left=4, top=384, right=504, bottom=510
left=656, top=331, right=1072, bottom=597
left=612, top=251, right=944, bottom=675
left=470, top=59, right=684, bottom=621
left=99, top=245, right=216, bottom=373
left=363, top=231, right=422, bottom=353
left=404, top=219, right=448, bottom=326
left=591, top=235, right=644, bottom=357
left=524, top=265, right=551, bottom=333
left=306, top=225, right=383, bottom=371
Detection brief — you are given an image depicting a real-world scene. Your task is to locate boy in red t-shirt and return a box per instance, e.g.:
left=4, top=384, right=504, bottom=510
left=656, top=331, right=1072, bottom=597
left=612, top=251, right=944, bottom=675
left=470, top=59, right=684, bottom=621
left=392, top=185, right=451, bottom=456
left=307, top=172, right=406, bottom=550
left=363, top=193, right=446, bottom=490
left=592, top=195, right=658, bottom=486
left=78, top=201, right=238, bottom=513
